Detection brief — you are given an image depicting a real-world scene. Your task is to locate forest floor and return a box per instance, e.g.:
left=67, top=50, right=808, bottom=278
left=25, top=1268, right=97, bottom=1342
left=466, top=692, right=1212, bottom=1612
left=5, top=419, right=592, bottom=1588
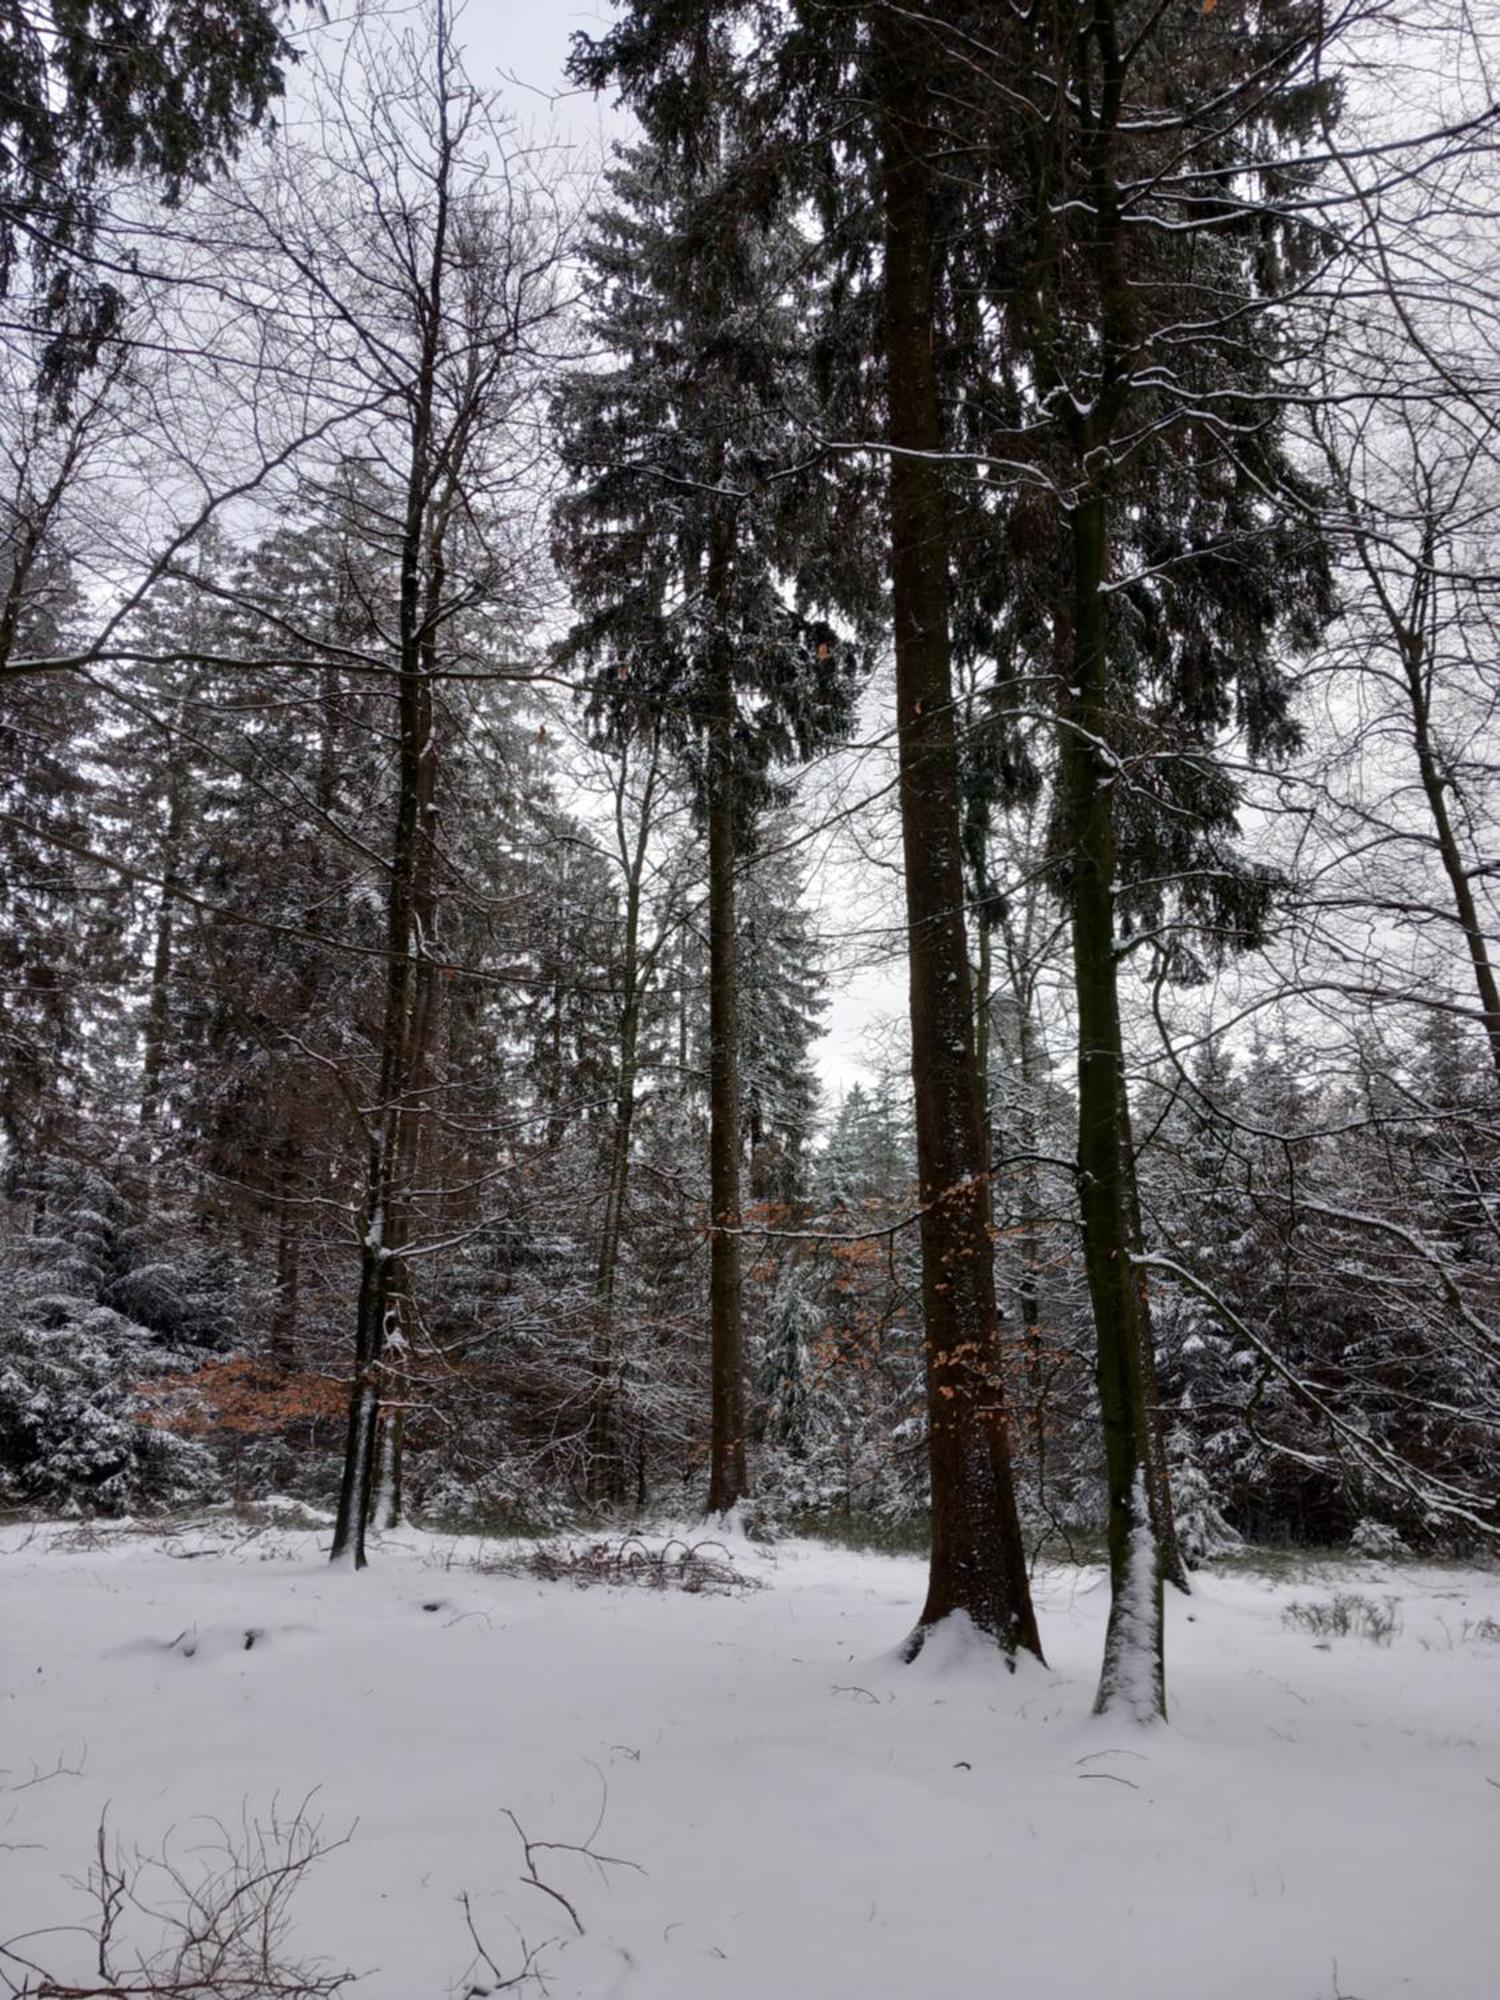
left=1, top=1517, right=1496, bottom=2000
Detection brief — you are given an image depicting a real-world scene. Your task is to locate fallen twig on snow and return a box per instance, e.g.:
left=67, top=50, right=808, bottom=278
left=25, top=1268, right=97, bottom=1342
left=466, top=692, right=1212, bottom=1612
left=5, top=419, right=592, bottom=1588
left=478, top=1535, right=762, bottom=1596
left=0, top=1799, right=356, bottom=1999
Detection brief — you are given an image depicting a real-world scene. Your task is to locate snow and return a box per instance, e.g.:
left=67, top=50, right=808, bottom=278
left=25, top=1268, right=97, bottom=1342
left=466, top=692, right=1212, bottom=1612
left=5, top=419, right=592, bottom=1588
left=1097, top=1467, right=1163, bottom=1724
left=2, top=1523, right=1497, bottom=1998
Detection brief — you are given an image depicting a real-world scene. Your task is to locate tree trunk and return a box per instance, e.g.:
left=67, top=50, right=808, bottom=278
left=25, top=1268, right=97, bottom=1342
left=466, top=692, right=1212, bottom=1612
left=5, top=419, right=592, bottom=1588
left=1400, top=621, right=1500, bottom=1087
left=1117, top=1072, right=1189, bottom=1593
left=975, top=909, right=993, bottom=1173
left=876, top=14, right=1042, bottom=1664
left=330, top=437, right=445, bottom=1571
left=268, top=1131, right=301, bottom=1369
left=1060, top=489, right=1165, bottom=1718
left=705, top=504, right=748, bottom=1514
left=591, top=1044, right=636, bottom=1502
left=140, top=703, right=189, bottom=1129
left=591, top=745, right=659, bottom=1503
left=1008, top=980, right=1049, bottom=1493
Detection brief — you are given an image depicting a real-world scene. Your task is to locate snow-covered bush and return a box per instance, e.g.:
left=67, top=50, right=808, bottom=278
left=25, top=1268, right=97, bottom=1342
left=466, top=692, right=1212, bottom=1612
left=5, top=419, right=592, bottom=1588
left=105, top=1246, right=242, bottom=1350
left=744, top=1253, right=929, bottom=1539
left=0, top=1298, right=218, bottom=1511
left=0, top=1163, right=232, bottom=1512
left=409, top=1455, right=574, bottom=1534
left=1350, top=1517, right=1408, bottom=1561
left=1167, top=1426, right=1243, bottom=1567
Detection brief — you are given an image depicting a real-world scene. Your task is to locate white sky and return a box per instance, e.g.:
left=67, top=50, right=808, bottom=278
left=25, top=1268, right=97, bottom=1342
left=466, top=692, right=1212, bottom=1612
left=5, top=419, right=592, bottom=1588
left=457, top=1, right=631, bottom=151
left=348, top=2, right=1500, bottom=1109
left=450, top=3, right=902, bottom=1098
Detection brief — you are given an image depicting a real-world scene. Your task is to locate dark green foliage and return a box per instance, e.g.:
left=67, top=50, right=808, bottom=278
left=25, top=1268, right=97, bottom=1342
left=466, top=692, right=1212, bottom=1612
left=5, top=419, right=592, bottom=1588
left=0, top=0, right=293, bottom=403
left=1143, top=1029, right=1500, bottom=1550
left=738, top=838, right=825, bottom=1204
left=0, top=543, right=125, bottom=1155
left=982, top=2, right=1339, bottom=971
left=554, top=137, right=873, bottom=821
left=0, top=1158, right=239, bottom=1509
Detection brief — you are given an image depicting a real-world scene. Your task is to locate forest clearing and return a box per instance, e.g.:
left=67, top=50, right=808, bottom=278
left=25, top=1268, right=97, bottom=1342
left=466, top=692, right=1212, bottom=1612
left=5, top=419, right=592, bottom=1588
left=2, top=1519, right=1496, bottom=1999
left=4, top=1, right=1500, bottom=1991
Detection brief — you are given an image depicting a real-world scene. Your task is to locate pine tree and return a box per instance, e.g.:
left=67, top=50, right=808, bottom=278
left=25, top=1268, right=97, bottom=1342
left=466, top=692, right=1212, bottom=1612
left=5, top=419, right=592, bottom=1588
left=0, top=0, right=293, bottom=408
left=0, top=538, right=119, bottom=1163
left=953, top=0, right=1341, bottom=1717
left=554, top=119, right=872, bottom=1514
left=739, top=835, right=826, bottom=1207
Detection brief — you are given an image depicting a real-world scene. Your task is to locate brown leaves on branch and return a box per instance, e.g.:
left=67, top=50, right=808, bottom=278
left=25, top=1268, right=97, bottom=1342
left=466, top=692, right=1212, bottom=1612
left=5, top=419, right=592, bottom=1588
left=135, top=1362, right=345, bottom=1441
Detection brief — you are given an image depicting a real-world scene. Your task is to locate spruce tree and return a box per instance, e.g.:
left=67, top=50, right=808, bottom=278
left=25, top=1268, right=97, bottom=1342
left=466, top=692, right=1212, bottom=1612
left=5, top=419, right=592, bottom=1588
left=574, top=0, right=1045, bottom=1663
left=983, top=0, right=1338, bottom=1715
left=0, top=0, right=293, bottom=407
left=0, top=539, right=118, bottom=1163
left=554, top=122, right=872, bottom=1514
left=739, top=835, right=826, bottom=1207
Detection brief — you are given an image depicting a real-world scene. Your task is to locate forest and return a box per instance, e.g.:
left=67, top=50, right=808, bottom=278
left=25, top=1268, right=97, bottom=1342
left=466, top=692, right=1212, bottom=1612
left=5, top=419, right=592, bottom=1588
left=1, top=2, right=1498, bottom=1993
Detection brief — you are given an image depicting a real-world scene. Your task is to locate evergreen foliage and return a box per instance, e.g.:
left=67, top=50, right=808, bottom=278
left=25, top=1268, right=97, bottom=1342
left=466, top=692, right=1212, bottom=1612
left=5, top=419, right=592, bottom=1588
left=0, top=0, right=292, bottom=404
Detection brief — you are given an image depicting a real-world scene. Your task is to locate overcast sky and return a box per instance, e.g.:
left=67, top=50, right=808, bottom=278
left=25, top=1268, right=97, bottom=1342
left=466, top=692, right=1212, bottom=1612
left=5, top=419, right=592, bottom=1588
left=459, top=2, right=632, bottom=154
left=450, top=2, right=899, bottom=1098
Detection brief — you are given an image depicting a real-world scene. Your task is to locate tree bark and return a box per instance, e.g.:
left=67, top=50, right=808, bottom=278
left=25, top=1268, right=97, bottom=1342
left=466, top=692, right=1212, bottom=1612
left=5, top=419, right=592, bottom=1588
left=1117, top=1072, right=1189, bottom=1593
left=1005, top=962, right=1049, bottom=1492
left=1398, top=607, right=1500, bottom=1087
left=591, top=740, right=661, bottom=1504
left=268, top=1131, right=301, bottom=1368
left=705, top=503, right=749, bottom=1514
left=1060, top=488, right=1165, bottom=1717
left=876, top=13, right=1042, bottom=1663
left=140, top=698, right=190, bottom=1129
left=330, top=231, right=448, bottom=1567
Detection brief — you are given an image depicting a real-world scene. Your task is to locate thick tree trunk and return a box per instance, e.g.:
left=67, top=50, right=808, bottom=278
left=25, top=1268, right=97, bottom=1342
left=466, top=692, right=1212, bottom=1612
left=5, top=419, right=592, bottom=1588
left=1007, top=985, right=1049, bottom=1489
left=1117, top=1073, right=1189, bottom=1593
left=1060, top=490, right=1165, bottom=1718
left=330, top=486, right=444, bottom=1571
left=705, top=507, right=749, bottom=1514
left=975, top=912, right=993, bottom=1172
left=876, top=18, right=1042, bottom=1664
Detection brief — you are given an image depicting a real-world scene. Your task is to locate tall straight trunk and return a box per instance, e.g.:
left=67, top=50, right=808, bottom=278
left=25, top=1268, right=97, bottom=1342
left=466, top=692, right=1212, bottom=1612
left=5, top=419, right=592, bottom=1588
left=1117, top=1073, right=1189, bottom=1592
left=331, top=331, right=447, bottom=1572
left=591, top=745, right=659, bottom=1503
left=545, top=940, right=569, bottom=1149
left=705, top=505, right=748, bottom=1514
left=140, top=703, right=189, bottom=1128
left=330, top=680, right=438, bottom=1563
left=1060, top=489, right=1164, bottom=1718
left=975, top=912, right=993, bottom=1172
left=590, top=1053, right=635, bottom=1502
left=876, top=16, right=1041, bottom=1663
left=1008, top=977, right=1049, bottom=1486
left=268, top=1131, right=301, bottom=1368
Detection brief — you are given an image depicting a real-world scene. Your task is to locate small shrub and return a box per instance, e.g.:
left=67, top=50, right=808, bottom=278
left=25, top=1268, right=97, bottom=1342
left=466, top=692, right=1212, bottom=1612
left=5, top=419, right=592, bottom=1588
left=1282, top=1593, right=1401, bottom=1644
left=1167, top=1427, right=1243, bottom=1567
left=1349, top=1517, right=1407, bottom=1560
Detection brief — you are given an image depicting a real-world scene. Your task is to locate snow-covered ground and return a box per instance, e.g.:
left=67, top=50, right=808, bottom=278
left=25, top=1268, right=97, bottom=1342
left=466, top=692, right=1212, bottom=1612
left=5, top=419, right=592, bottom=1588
left=2, top=1519, right=1496, bottom=1998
